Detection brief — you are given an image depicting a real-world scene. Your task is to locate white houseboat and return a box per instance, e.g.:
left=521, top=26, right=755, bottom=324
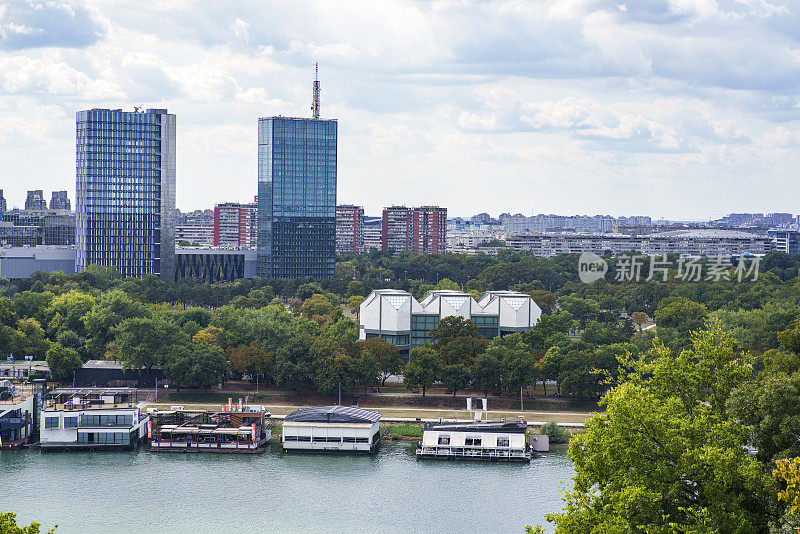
left=0, top=381, right=36, bottom=449
left=416, top=420, right=530, bottom=462
left=40, top=388, right=149, bottom=451
left=282, top=406, right=381, bottom=453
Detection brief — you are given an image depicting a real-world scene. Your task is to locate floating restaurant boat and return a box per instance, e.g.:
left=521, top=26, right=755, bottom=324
left=149, top=406, right=271, bottom=454
left=282, top=406, right=381, bottom=453
left=416, top=420, right=531, bottom=462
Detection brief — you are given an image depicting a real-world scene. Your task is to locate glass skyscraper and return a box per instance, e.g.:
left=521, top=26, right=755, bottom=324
left=257, top=117, right=337, bottom=278
left=76, top=108, right=176, bottom=279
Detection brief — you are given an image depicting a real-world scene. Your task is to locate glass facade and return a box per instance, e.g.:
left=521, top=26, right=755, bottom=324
left=258, top=117, right=337, bottom=278
left=76, top=108, right=176, bottom=279
left=411, top=314, right=440, bottom=346
left=472, top=315, right=500, bottom=340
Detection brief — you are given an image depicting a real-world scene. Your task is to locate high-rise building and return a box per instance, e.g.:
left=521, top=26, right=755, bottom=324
left=257, top=67, right=337, bottom=278
left=24, top=190, right=47, bottom=211
left=412, top=206, right=447, bottom=254
left=49, top=191, right=71, bottom=211
left=76, top=108, right=176, bottom=279
left=336, top=204, right=364, bottom=255
left=0, top=190, right=6, bottom=219
left=214, top=200, right=257, bottom=248
left=382, top=206, right=412, bottom=252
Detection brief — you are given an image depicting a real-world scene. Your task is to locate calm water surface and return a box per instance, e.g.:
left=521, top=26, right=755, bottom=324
left=1, top=442, right=573, bottom=534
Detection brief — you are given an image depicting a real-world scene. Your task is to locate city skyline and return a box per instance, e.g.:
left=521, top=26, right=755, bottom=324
left=1, top=2, right=799, bottom=219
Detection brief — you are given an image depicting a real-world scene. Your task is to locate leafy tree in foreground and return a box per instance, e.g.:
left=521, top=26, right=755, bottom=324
left=548, top=325, right=777, bottom=532
left=0, top=512, right=55, bottom=534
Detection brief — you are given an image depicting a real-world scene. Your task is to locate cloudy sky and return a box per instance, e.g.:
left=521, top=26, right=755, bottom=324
left=1, top=0, right=799, bottom=219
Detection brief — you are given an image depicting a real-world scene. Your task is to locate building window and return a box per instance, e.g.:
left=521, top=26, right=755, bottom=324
left=64, top=417, right=78, bottom=428
left=497, top=437, right=509, bottom=447
left=411, top=315, right=439, bottom=346
left=465, top=437, right=482, bottom=446
left=44, top=417, right=59, bottom=429
left=438, top=435, right=450, bottom=445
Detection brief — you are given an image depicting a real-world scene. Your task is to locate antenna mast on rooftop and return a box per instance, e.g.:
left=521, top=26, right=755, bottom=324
left=311, top=62, right=320, bottom=119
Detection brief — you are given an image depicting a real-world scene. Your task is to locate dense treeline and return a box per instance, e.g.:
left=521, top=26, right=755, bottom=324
left=2, top=250, right=800, bottom=400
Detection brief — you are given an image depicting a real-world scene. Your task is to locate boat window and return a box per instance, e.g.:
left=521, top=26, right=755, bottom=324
left=497, top=437, right=509, bottom=447
left=465, top=437, right=482, bottom=446
left=438, top=435, right=450, bottom=445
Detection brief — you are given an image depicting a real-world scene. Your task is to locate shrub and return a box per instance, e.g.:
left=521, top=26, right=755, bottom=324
left=538, top=420, right=570, bottom=444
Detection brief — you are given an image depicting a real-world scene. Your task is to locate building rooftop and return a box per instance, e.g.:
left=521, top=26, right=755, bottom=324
left=423, top=421, right=527, bottom=433
left=284, top=406, right=381, bottom=424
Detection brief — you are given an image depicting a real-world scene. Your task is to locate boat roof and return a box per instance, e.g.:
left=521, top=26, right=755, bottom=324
left=423, top=421, right=527, bottom=433
left=284, top=406, right=381, bottom=424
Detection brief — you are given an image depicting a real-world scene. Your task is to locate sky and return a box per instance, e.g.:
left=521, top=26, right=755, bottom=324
left=1, top=0, right=799, bottom=219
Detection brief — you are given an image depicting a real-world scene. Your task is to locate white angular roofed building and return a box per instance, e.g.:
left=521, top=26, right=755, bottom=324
left=359, top=289, right=541, bottom=356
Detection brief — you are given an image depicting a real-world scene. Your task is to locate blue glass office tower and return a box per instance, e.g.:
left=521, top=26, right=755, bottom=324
left=257, top=117, right=337, bottom=278
left=76, top=108, right=176, bottom=279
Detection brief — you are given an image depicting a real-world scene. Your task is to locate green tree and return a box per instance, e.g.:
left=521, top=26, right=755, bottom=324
left=654, top=296, right=708, bottom=336
left=346, top=280, right=365, bottom=299
left=12, top=318, right=50, bottom=359
left=83, top=289, right=151, bottom=357
left=472, top=347, right=504, bottom=397
left=548, top=326, right=777, bottom=532
left=440, top=363, right=471, bottom=396
left=346, top=295, right=365, bottom=320
left=114, top=316, right=187, bottom=369
left=403, top=346, right=441, bottom=397
left=0, top=512, right=55, bottom=534
left=359, top=337, right=403, bottom=387
left=164, top=343, right=228, bottom=389
left=300, top=293, right=335, bottom=319
left=46, top=343, right=82, bottom=383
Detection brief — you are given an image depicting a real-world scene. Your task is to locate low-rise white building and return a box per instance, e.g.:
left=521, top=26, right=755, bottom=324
left=40, top=388, right=149, bottom=451
left=282, top=406, right=381, bottom=453
left=417, top=420, right=530, bottom=462
left=359, top=289, right=541, bottom=355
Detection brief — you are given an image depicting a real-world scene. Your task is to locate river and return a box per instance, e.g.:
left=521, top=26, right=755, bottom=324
left=1, top=442, right=574, bottom=534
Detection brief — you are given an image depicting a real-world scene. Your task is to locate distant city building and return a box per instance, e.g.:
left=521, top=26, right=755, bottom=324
left=363, top=218, right=382, bottom=252
left=336, top=204, right=364, bottom=255
left=49, top=191, right=71, bottom=211
left=24, top=190, right=47, bottom=211
left=0, top=189, right=6, bottom=218
left=382, top=206, right=412, bottom=252
left=0, top=221, right=40, bottom=246
left=0, top=245, right=76, bottom=278
left=175, top=208, right=214, bottom=246
left=505, top=230, right=771, bottom=257
left=174, top=247, right=257, bottom=282
left=503, top=214, right=616, bottom=234
left=359, top=289, right=541, bottom=356
left=768, top=229, right=800, bottom=255
left=258, top=104, right=337, bottom=277
left=76, top=108, right=176, bottom=279
left=214, top=201, right=258, bottom=248
left=4, top=208, right=75, bottom=246
left=471, top=212, right=492, bottom=223
left=412, top=206, right=447, bottom=254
